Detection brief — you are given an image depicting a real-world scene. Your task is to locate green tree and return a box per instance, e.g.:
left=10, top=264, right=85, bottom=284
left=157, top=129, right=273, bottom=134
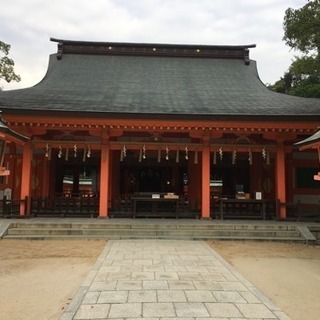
left=0, top=41, right=21, bottom=89
left=269, top=1, right=320, bottom=98
left=288, top=55, right=320, bottom=97
left=283, top=0, right=320, bottom=53
left=268, top=72, right=293, bottom=94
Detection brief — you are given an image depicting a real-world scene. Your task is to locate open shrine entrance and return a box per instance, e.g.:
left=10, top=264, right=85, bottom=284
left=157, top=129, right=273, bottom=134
left=116, top=149, right=191, bottom=218
left=53, top=148, right=100, bottom=197
left=120, top=166, right=184, bottom=194
left=27, top=129, right=277, bottom=219
left=30, top=143, right=273, bottom=218
left=210, top=153, right=251, bottom=198
left=119, top=153, right=254, bottom=198
left=119, top=150, right=187, bottom=195
left=55, top=163, right=99, bottom=197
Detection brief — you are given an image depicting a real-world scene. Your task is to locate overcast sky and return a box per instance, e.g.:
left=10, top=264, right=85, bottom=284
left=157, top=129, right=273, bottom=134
left=1, top=0, right=306, bottom=90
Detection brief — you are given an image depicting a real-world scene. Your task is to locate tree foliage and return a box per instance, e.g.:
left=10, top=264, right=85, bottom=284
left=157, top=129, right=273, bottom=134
left=283, top=0, right=320, bottom=54
left=269, top=0, right=320, bottom=98
left=0, top=41, right=21, bottom=89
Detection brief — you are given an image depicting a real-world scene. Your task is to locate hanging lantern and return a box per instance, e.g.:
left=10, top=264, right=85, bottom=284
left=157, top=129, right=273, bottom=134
left=73, top=144, right=77, bottom=158
left=185, top=146, right=189, bottom=160
left=262, top=147, right=266, bottom=161
left=87, top=145, right=91, bottom=158
left=120, top=145, right=126, bottom=162
left=219, top=147, right=223, bottom=161
left=58, top=145, right=63, bottom=158
left=266, top=151, right=270, bottom=165
left=248, top=148, right=252, bottom=165
left=142, top=145, right=146, bottom=159
left=45, top=143, right=50, bottom=158
left=165, top=146, right=169, bottom=160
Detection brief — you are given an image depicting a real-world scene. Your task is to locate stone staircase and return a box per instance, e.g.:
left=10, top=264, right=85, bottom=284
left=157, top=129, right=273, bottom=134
left=1, top=221, right=315, bottom=243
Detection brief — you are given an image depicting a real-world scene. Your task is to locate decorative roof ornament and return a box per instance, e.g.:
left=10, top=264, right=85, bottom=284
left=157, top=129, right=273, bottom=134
left=50, top=38, right=255, bottom=64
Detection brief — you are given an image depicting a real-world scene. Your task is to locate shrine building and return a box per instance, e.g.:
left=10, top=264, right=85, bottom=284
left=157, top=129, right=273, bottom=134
left=0, top=38, right=319, bottom=219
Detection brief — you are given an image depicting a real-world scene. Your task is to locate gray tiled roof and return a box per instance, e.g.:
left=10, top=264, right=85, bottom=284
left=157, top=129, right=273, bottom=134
left=1, top=52, right=320, bottom=117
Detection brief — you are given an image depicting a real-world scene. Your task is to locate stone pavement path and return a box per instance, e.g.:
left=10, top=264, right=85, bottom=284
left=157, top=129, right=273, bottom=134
left=61, top=240, right=291, bottom=320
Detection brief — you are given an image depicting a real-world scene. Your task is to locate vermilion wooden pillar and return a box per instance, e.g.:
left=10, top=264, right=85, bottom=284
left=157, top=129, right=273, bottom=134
left=99, top=141, right=110, bottom=218
left=20, top=141, right=32, bottom=216
left=276, top=142, right=287, bottom=218
left=201, top=141, right=211, bottom=219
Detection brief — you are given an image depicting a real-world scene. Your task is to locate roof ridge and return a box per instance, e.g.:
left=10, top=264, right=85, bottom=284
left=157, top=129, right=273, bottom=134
left=50, top=37, right=255, bottom=63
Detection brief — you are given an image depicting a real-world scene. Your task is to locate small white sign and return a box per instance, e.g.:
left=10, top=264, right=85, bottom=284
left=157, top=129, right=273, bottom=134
left=4, top=188, right=12, bottom=200
left=255, top=192, right=262, bottom=200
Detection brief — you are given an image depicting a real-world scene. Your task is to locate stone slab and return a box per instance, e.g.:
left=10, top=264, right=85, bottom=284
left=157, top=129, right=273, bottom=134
left=60, top=239, right=292, bottom=320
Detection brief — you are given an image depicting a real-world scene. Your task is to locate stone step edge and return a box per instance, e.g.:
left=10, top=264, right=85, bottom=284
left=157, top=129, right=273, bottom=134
left=0, top=222, right=11, bottom=238
left=6, top=228, right=301, bottom=236
left=4, top=234, right=306, bottom=242
left=10, top=223, right=298, bottom=231
left=296, top=225, right=317, bottom=243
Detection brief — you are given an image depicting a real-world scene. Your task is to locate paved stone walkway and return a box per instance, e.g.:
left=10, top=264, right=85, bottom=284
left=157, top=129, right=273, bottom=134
left=60, top=240, right=291, bottom=320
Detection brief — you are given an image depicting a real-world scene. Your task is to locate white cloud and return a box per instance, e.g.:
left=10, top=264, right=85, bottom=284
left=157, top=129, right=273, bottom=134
left=0, top=0, right=307, bottom=90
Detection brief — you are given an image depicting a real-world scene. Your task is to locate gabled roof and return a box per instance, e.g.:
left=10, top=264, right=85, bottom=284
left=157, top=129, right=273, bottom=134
left=0, top=38, right=320, bottom=119
left=0, top=113, right=29, bottom=143
left=295, top=128, right=320, bottom=149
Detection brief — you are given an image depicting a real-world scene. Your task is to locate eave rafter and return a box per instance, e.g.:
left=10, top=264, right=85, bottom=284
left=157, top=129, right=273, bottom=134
left=5, top=120, right=317, bottom=136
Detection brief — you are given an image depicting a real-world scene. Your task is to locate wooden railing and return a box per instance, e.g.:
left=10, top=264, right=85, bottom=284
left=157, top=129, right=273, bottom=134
left=110, top=194, right=201, bottom=218
left=31, top=196, right=99, bottom=217
left=1, top=195, right=318, bottom=221
left=0, top=196, right=28, bottom=218
left=276, top=200, right=320, bottom=221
